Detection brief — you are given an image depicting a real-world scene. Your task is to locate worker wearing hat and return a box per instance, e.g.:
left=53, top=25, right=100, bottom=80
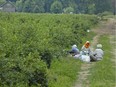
left=90, top=44, right=104, bottom=61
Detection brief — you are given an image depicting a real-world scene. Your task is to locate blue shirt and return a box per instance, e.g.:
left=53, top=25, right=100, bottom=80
left=71, top=48, right=79, bottom=53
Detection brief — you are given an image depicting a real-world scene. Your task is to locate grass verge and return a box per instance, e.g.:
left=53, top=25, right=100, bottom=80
left=89, top=35, right=116, bottom=87
left=48, top=57, right=82, bottom=87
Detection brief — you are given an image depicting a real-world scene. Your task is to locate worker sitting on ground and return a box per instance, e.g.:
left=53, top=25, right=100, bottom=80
left=81, top=41, right=91, bottom=55
left=69, top=44, right=80, bottom=57
left=90, top=44, right=104, bottom=62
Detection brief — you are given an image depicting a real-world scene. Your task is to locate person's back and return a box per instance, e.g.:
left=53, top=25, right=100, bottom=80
left=72, top=47, right=79, bottom=54
left=69, top=44, right=80, bottom=56
left=93, top=48, right=104, bottom=60
left=90, top=44, right=104, bottom=61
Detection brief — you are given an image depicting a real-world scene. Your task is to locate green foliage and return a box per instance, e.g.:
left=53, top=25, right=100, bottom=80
left=0, top=0, right=5, bottom=4
left=48, top=57, right=82, bottom=87
left=0, top=13, right=48, bottom=87
left=0, top=52, right=48, bottom=87
left=63, top=7, right=74, bottom=13
left=0, top=12, right=99, bottom=86
left=87, top=4, right=95, bottom=14
left=94, top=0, right=113, bottom=14
left=98, top=11, right=113, bottom=17
left=33, top=5, right=41, bottom=13
left=1, top=0, right=113, bottom=14
left=50, top=1, right=63, bottom=13
left=16, top=0, right=45, bottom=13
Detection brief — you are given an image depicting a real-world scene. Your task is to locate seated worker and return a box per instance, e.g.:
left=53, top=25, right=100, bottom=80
left=69, top=44, right=80, bottom=56
left=90, top=44, right=104, bottom=62
left=81, top=41, right=91, bottom=55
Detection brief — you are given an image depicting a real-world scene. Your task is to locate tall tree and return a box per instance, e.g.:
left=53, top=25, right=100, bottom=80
left=22, top=0, right=32, bottom=12
left=32, top=5, right=40, bottom=13
left=44, top=0, right=53, bottom=12
left=32, top=0, right=45, bottom=13
left=50, top=1, right=63, bottom=13
left=8, top=0, right=17, bottom=2
left=94, top=0, right=113, bottom=14
left=16, top=0, right=45, bottom=13
left=16, top=0, right=23, bottom=12
left=0, top=0, right=5, bottom=4
left=63, top=6, right=74, bottom=13
left=112, top=0, right=116, bottom=15
left=14, top=0, right=114, bottom=14
left=76, top=0, right=95, bottom=14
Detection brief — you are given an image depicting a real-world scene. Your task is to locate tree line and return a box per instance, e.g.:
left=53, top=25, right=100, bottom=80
left=1, top=0, right=115, bottom=14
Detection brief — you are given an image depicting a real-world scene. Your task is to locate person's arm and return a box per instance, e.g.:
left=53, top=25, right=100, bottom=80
left=93, top=50, right=97, bottom=56
left=81, top=46, right=85, bottom=51
left=101, top=50, right=104, bottom=55
left=88, top=48, right=91, bottom=53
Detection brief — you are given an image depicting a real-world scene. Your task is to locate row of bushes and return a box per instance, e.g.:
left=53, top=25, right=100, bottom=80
left=0, top=12, right=99, bottom=87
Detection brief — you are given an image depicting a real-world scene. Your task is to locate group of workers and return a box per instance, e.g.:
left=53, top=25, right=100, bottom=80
left=69, top=41, right=104, bottom=62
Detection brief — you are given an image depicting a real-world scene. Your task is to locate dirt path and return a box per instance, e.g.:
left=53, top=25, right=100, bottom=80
left=73, top=18, right=116, bottom=87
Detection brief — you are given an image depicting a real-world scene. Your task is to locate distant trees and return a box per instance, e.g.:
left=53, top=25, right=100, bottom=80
left=94, top=0, right=113, bottom=14
left=50, top=1, right=63, bottom=13
left=63, top=7, right=74, bottom=13
left=15, top=0, right=46, bottom=13
left=2, top=0, right=114, bottom=14
left=112, top=0, right=116, bottom=15
left=8, top=0, right=17, bottom=2
left=0, top=0, right=5, bottom=4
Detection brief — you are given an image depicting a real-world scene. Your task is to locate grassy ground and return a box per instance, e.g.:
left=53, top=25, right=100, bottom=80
left=48, top=57, right=82, bottom=87
left=47, top=31, right=97, bottom=87
left=47, top=28, right=97, bottom=87
left=89, top=35, right=116, bottom=87
left=47, top=17, right=116, bottom=87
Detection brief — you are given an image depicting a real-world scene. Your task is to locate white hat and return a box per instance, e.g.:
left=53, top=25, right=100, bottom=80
left=97, top=44, right=102, bottom=48
left=72, top=44, right=77, bottom=48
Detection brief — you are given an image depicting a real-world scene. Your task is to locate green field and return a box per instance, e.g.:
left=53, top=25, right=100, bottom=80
left=1, top=12, right=111, bottom=87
